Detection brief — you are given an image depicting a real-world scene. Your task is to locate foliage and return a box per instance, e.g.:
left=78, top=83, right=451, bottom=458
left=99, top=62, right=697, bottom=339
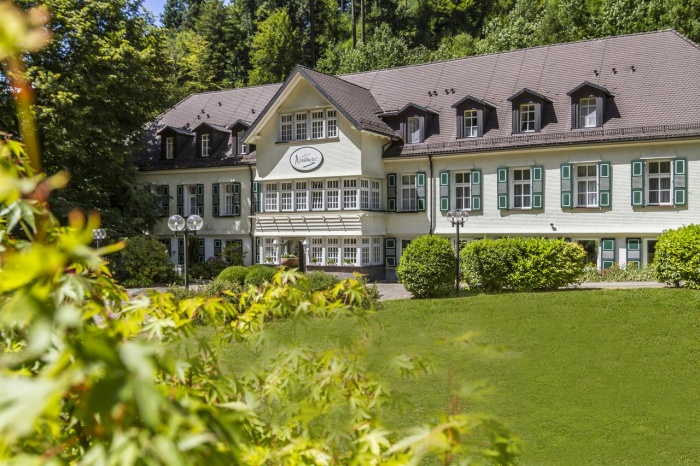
left=217, top=265, right=250, bottom=285
left=111, top=235, right=178, bottom=287
left=188, top=255, right=228, bottom=280
left=248, top=8, right=302, bottom=85
left=654, top=224, right=700, bottom=288
left=222, top=240, right=247, bottom=265
left=243, top=264, right=278, bottom=287
left=582, top=264, right=658, bottom=282
left=306, top=270, right=341, bottom=292
left=461, top=237, right=586, bottom=292
left=396, top=234, right=456, bottom=298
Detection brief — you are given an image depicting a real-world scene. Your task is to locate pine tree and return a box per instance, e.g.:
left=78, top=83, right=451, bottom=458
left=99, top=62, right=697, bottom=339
left=162, top=0, right=186, bottom=29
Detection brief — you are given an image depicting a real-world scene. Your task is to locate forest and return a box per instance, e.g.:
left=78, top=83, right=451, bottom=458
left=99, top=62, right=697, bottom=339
left=1, top=0, right=699, bottom=235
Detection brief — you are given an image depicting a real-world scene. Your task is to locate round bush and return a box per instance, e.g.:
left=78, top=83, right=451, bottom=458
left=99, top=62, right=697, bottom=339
left=460, top=238, right=520, bottom=292
left=654, top=224, right=700, bottom=288
left=217, top=266, right=249, bottom=285
left=306, top=271, right=340, bottom=292
left=396, top=235, right=456, bottom=298
left=111, top=235, right=177, bottom=287
left=244, top=265, right=277, bottom=287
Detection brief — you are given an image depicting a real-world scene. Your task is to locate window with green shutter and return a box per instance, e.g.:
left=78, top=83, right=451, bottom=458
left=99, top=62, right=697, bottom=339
left=626, top=238, right=641, bottom=268
left=233, top=182, right=242, bottom=216
left=598, top=162, right=611, bottom=207
left=252, top=181, right=261, bottom=213
left=214, top=239, right=222, bottom=257
left=196, top=184, right=204, bottom=216
left=177, top=185, right=184, bottom=216
left=497, top=167, right=508, bottom=210
left=631, top=159, right=644, bottom=206
left=470, top=169, right=482, bottom=211
left=439, top=171, right=450, bottom=212
left=212, top=183, right=220, bottom=217
left=387, top=174, right=397, bottom=212
left=197, top=238, right=205, bottom=262
left=385, top=238, right=397, bottom=267
left=177, top=237, right=184, bottom=265
left=674, top=158, right=687, bottom=206
left=255, top=237, right=261, bottom=263
left=532, top=165, right=544, bottom=209
left=560, top=163, right=572, bottom=208
left=416, top=172, right=426, bottom=211
left=601, top=238, right=616, bottom=269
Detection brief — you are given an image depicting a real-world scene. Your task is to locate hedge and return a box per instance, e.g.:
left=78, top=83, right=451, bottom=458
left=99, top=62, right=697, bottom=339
left=654, top=224, right=700, bottom=288
left=396, top=235, right=456, bottom=298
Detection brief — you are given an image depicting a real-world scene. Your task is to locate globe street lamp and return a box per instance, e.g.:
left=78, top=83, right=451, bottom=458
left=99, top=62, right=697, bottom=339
left=167, top=214, right=204, bottom=288
left=447, top=209, right=468, bottom=295
left=92, top=228, right=106, bottom=248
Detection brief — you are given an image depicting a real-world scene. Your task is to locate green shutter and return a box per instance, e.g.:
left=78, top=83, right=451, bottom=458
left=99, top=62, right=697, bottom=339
left=626, top=238, right=641, bottom=268
left=416, top=171, right=426, bottom=211
left=631, top=160, right=644, bottom=206
left=197, top=238, right=205, bottom=262
left=177, top=185, right=184, bottom=216
left=387, top=173, right=397, bottom=212
left=214, top=239, right=222, bottom=257
left=497, top=167, right=508, bottom=210
left=196, top=184, right=204, bottom=216
left=598, top=162, right=611, bottom=208
left=233, top=182, right=241, bottom=216
left=177, top=237, right=184, bottom=265
left=560, top=163, right=572, bottom=208
left=470, top=169, right=482, bottom=212
left=252, top=181, right=261, bottom=213
left=601, top=238, right=616, bottom=269
left=532, top=165, right=544, bottom=210
left=212, top=183, right=220, bottom=217
left=384, top=238, right=397, bottom=267
left=439, top=171, right=450, bottom=212
left=674, top=158, right=687, bottom=206
left=160, top=185, right=170, bottom=217
left=255, top=237, right=261, bottom=263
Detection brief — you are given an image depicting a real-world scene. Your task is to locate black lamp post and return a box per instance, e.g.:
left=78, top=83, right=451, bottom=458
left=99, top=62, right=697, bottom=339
left=447, top=209, right=468, bottom=295
left=167, top=214, right=204, bottom=288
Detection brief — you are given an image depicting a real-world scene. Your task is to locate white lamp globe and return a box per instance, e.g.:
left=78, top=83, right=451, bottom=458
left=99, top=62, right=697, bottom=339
left=186, top=214, right=204, bottom=231
left=167, top=215, right=186, bottom=232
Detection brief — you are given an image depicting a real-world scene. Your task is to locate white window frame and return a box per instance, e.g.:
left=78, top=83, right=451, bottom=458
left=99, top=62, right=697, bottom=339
left=454, top=171, right=471, bottom=210
left=360, top=179, right=370, bottom=209
left=646, top=160, right=673, bottom=206
left=165, top=137, right=174, bottom=159
left=361, top=238, right=370, bottom=265
left=237, top=130, right=247, bottom=154
left=264, top=182, right=279, bottom=212
left=407, top=117, right=420, bottom=144
left=311, top=180, right=324, bottom=210
left=343, top=179, right=358, bottom=210
left=311, top=238, right=324, bottom=265
left=343, top=238, right=357, bottom=266
left=263, top=238, right=278, bottom=264
left=295, top=181, right=308, bottom=211
left=280, top=114, right=292, bottom=142
left=223, top=183, right=234, bottom=215
left=186, top=185, right=197, bottom=216
left=372, top=237, right=382, bottom=265
left=280, top=182, right=293, bottom=211
left=510, top=168, right=532, bottom=209
left=201, top=133, right=211, bottom=157
left=326, top=180, right=340, bottom=210
left=326, top=238, right=339, bottom=265
left=311, top=110, right=325, bottom=139
left=579, top=97, right=597, bottom=128
left=295, top=112, right=308, bottom=140
left=519, top=103, right=535, bottom=133
left=400, top=174, right=417, bottom=211
left=371, top=180, right=381, bottom=210
left=574, top=164, right=598, bottom=207
left=464, top=110, right=478, bottom=138
left=327, top=109, right=338, bottom=138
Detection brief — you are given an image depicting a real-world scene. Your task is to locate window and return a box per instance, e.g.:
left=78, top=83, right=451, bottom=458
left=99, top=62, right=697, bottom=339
left=343, top=179, right=357, bottom=209
left=519, top=104, right=535, bottom=132
left=280, top=182, right=293, bottom=211
left=165, top=137, right=174, bottom=159
left=311, top=238, right=324, bottom=264
left=343, top=238, right=357, bottom=265
left=264, top=183, right=278, bottom=211
left=296, top=182, right=308, bottom=210
left=327, top=180, right=340, bottom=209
left=186, top=185, right=197, bottom=216
left=264, top=238, right=277, bottom=264
left=579, top=97, right=597, bottom=128
left=280, top=114, right=292, bottom=142
left=512, top=169, right=531, bottom=209
left=223, top=183, right=234, bottom=215
left=311, top=110, right=325, bottom=139
left=361, top=238, right=370, bottom=265
left=311, top=181, right=324, bottom=210
left=407, top=117, right=420, bottom=144
left=464, top=110, right=478, bottom=138
left=360, top=179, right=370, bottom=209
left=327, top=110, right=338, bottom=137
left=201, top=134, right=211, bottom=157
left=647, top=161, right=672, bottom=205
left=327, top=238, right=339, bottom=265
left=295, top=112, right=308, bottom=140
left=575, top=165, right=598, bottom=207
left=455, top=172, right=471, bottom=210
left=371, top=180, right=381, bottom=210
left=401, top=174, right=416, bottom=211
left=647, top=240, right=658, bottom=266
left=372, top=237, right=382, bottom=264
left=237, top=130, right=247, bottom=154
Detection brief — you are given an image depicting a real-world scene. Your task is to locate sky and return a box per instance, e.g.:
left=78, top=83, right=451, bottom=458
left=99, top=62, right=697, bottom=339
left=143, top=0, right=166, bottom=18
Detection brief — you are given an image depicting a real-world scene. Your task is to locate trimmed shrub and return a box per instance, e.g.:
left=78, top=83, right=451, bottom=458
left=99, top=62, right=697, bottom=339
left=461, top=237, right=586, bottom=292
left=654, top=224, right=700, bottom=288
left=112, top=235, right=177, bottom=288
left=244, top=265, right=278, bottom=287
left=582, top=264, right=657, bottom=282
left=218, top=266, right=250, bottom=285
left=396, top=235, right=456, bottom=298
left=189, top=256, right=228, bottom=280
left=306, top=271, right=341, bottom=292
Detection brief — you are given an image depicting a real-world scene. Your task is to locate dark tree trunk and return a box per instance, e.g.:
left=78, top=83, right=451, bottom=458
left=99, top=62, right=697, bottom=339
left=310, top=0, right=316, bottom=67
left=361, top=0, right=365, bottom=43
left=351, top=0, right=356, bottom=48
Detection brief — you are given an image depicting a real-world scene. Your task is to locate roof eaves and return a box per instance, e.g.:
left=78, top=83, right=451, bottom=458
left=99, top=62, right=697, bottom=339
left=507, top=88, right=553, bottom=103
left=451, top=95, right=498, bottom=109
left=566, top=81, right=613, bottom=97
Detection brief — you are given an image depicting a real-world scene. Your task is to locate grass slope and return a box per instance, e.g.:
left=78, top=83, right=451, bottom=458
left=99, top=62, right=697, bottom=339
left=223, top=289, right=700, bottom=465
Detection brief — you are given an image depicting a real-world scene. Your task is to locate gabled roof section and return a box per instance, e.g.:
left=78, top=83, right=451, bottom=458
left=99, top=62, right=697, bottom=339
left=246, top=65, right=397, bottom=140
left=379, top=102, right=440, bottom=116
left=451, top=95, right=497, bottom=109
left=507, top=88, right=553, bottom=103
left=157, top=125, right=194, bottom=136
left=228, top=119, right=252, bottom=129
left=192, top=122, right=230, bottom=133
left=567, top=81, right=613, bottom=97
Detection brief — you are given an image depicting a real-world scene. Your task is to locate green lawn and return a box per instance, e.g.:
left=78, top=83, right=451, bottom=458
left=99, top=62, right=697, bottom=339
left=221, top=289, right=700, bottom=465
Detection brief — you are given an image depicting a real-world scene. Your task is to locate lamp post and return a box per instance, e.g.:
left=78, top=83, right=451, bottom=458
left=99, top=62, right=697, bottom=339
left=167, top=214, right=204, bottom=288
left=92, top=228, right=106, bottom=248
left=447, top=209, right=468, bottom=295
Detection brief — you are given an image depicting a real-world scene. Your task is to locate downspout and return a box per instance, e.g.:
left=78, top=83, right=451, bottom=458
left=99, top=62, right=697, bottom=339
left=247, top=163, right=256, bottom=264
left=429, top=154, right=434, bottom=235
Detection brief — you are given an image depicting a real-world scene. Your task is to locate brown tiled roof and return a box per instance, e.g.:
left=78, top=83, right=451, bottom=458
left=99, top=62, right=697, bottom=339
left=136, top=30, right=700, bottom=170
left=340, top=30, right=700, bottom=156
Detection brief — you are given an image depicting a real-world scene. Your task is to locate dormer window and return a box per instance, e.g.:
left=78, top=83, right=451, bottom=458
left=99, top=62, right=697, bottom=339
left=452, top=96, right=495, bottom=139
left=165, top=137, right=174, bottom=159
left=407, top=117, right=420, bottom=144
left=579, top=97, right=597, bottom=127
left=520, top=103, right=536, bottom=132
left=567, top=82, right=612, bottom=129
left=237, top=130, right=248, bottom=155
left=201, top=134, right=210, bottom=157
left=464, top=110, right=478, bottom=138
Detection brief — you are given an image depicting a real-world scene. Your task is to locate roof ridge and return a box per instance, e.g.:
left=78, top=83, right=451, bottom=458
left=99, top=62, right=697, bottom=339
left=337, top=29, right=678, bottom=78
left=299, top=65, right=373, bottom=92
left=669, top=29, right=700, bottom=51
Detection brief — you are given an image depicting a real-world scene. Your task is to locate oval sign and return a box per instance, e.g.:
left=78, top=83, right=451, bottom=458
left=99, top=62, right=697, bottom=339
left=289, top=147, right=324, bottom=172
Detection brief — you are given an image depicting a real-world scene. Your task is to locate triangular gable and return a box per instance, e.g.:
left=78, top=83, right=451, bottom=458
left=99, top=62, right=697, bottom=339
left=157, top=125, right=194, bottom=136
left=192, top=122, right=230, bottom=133
left=379, top=102, right=440, bottom=116
left=567, top=81, right=613, bottom=97
left=451, top=95, right=497, bottom=109
left=507, top=88, right=553, bottom=103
